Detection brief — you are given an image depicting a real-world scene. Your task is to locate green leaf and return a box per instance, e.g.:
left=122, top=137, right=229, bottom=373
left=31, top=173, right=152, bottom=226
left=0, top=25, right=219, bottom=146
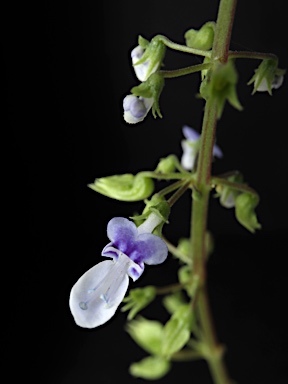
left=129, top=356, right=171, bottom=380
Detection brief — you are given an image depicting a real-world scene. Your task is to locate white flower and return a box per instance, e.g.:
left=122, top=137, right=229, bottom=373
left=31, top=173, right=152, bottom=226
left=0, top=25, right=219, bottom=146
left=123, top=94, right=154, bottom=124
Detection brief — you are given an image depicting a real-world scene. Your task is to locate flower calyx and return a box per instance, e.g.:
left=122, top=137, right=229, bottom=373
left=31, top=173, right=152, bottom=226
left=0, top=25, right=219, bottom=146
left=248, top=58, right=285, bottom=95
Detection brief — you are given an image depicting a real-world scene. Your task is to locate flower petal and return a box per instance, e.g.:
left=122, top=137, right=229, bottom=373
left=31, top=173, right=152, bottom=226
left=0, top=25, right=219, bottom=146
left=130, top=233, right=168, bottom=265
left=182, top=125, right=200, bottom=142
left=107, top=217, right=138, bottom=254
left=69, top=258, right=129, bottom=328
left=181, top=140, right=197, bottom=170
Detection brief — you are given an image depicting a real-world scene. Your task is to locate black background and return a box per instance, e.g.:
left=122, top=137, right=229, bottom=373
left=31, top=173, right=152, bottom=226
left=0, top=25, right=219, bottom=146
left=3, top=1, right=288, bottom=383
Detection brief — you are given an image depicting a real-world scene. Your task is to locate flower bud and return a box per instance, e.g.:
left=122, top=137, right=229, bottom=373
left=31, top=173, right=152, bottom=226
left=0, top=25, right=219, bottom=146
left=131, top=35, right=166, bottom=82
left=88, top=173, right=154, bottom=201
left=215, top=173, right=243, bottom=208
left=155, top=155, right=177, bottom=173
left=184, top=21, right=215, bottom=51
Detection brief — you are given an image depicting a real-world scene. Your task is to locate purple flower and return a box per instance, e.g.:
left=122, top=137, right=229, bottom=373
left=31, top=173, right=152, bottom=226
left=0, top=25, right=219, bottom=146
left=69, top=213, right=168, bottom=328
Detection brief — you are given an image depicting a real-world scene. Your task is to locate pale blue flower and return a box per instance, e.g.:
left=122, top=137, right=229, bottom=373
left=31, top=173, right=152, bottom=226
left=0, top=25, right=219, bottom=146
left=181, top=125, right=223, bottom=170
left=123, top=94, right=154, bottom=124
left=69, top=213, right=168, bottom=328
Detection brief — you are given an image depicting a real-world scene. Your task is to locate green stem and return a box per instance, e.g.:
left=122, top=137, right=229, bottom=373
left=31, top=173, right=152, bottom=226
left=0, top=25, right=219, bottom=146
left=211, top=176, right=259, bottom=196
left=190, top=1, right=237, bottom=383
left=228, top=50, right=278, bottom=61
left=160, top=63, right=212, bottom=79
left=158, top=35, right=212, bottom=57
left=138, top=171, right=192, bottom=180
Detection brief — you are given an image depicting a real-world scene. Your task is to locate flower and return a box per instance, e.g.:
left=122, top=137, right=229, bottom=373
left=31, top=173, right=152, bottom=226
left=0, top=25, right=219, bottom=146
left=123, top=94, right=154, bottom=124
left=131, top=45, right=159, bottom=82
left=131, top=36, right=165, bottom=82
left=181, top=125, right=223, bottom=171
left=69, top=213, right=168, bottom=328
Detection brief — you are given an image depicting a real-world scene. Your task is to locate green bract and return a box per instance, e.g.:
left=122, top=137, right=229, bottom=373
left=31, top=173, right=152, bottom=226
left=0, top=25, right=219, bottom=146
left=88, top=173, right=154, bottom=201
left=184, top=21, right=215, bottom=51
left=235, top=192, right=261, bottom=233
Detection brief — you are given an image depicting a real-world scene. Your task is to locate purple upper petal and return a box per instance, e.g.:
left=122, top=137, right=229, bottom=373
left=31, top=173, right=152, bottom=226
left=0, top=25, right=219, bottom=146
left=104, top=217, right=168, bottom=267
left=107, top=217, right=138, bottom=254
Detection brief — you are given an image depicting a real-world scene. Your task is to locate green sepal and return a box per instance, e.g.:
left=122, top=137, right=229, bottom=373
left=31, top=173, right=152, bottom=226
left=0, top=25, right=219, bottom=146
left=161, top=304, right=193, bottom=358
left=126, top=317, right=164, bottom=356
left=129, top=356, right=171, bottom=380
left=88, top=172, right=154, bottom=201
left=235, top=192, right=261, bottom=233
left=200, top=60, right=243, bottom=119
left=138, top=35, right=150, bottom=49
left=184, top=21, right=216, bottom=51
left=133, top=194, right=170, bottom=219
left=121, top=286, right=156, bottom=320
left=131, top=72, right=165, bottom=119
